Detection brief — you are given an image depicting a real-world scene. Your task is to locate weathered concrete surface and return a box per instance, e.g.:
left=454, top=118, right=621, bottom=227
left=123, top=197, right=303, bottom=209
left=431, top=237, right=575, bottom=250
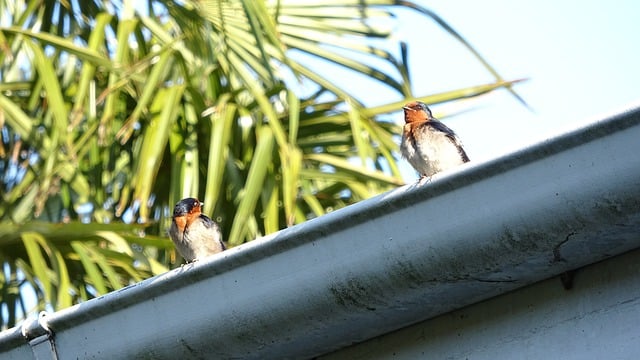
left=324, top=247, right=640, bottom=359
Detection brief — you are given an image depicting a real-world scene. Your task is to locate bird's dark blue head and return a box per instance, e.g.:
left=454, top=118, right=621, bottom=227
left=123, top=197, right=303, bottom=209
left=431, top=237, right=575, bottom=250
left=173, top=198, right=203, bottom=217
left=403, top=101, right=434, bottom=123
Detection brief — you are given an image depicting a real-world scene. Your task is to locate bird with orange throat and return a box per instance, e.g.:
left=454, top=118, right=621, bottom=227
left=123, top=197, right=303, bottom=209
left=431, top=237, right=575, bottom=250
left=400, top=101, right=469, bottom=181
left=169, top=198, right=225, bottom=262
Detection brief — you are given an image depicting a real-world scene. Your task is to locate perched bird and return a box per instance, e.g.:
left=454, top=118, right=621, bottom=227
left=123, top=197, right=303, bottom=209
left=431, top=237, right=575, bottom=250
left=400, top=101, right=469, bottom=180
left=169, top=198, right=225, bottom=262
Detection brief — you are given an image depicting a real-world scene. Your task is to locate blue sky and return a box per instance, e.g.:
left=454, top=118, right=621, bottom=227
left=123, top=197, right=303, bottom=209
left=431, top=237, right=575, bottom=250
left=390, top=1, right=640, bottom=180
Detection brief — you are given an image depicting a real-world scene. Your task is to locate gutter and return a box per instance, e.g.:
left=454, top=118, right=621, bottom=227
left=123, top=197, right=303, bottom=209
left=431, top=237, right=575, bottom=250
left=2, top=103, right=640, bottom=359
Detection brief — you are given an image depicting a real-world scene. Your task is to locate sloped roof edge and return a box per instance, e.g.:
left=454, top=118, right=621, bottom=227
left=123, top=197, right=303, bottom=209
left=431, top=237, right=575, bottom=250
left=2, top=103, right=640, bottom=359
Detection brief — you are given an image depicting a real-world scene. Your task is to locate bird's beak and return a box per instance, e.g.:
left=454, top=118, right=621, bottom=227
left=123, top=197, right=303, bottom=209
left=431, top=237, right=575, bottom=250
left=403, top=106, right=412, bottom=111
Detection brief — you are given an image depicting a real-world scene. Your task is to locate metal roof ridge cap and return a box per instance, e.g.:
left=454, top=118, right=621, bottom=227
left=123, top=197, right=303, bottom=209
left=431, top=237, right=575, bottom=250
left=34, top=100, right=640, bottom=333
left=3, top=101, right=640, bottom=357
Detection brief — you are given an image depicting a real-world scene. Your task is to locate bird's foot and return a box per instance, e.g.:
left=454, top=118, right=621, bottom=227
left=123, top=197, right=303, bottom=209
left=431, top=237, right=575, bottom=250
left=417, top=175, right=432, bottom=186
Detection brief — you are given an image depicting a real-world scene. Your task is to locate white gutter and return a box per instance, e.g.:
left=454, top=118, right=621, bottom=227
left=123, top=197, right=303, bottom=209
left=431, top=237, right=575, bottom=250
left=2, top=103, right=640, bottom=359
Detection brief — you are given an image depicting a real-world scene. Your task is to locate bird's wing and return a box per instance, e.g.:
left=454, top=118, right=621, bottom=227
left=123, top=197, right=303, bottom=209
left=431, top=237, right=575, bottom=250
left=428, top=121, right=470, bottom=162
left=426, top=119, right=457, bottom=138
left=198, top=214, right=218, bottom=229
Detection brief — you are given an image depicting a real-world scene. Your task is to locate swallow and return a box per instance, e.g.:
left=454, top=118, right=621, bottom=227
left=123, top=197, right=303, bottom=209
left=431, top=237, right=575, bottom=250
left=400, top=101, right=469, bottom=180
left=169, top=198, right=225, bottom=262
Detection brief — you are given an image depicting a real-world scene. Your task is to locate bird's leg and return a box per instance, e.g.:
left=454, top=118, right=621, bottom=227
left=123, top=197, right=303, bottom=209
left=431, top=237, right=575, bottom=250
left=418, top=175, right=432, bottom=185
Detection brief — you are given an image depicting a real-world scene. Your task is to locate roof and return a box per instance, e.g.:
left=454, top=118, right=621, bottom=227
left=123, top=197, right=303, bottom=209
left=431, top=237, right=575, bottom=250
left=2, top=103, right=640, bottom=359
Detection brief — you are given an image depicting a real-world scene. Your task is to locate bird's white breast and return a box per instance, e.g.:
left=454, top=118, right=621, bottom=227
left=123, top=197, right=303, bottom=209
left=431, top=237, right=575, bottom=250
left=401, top=125, right=465, bottom=177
